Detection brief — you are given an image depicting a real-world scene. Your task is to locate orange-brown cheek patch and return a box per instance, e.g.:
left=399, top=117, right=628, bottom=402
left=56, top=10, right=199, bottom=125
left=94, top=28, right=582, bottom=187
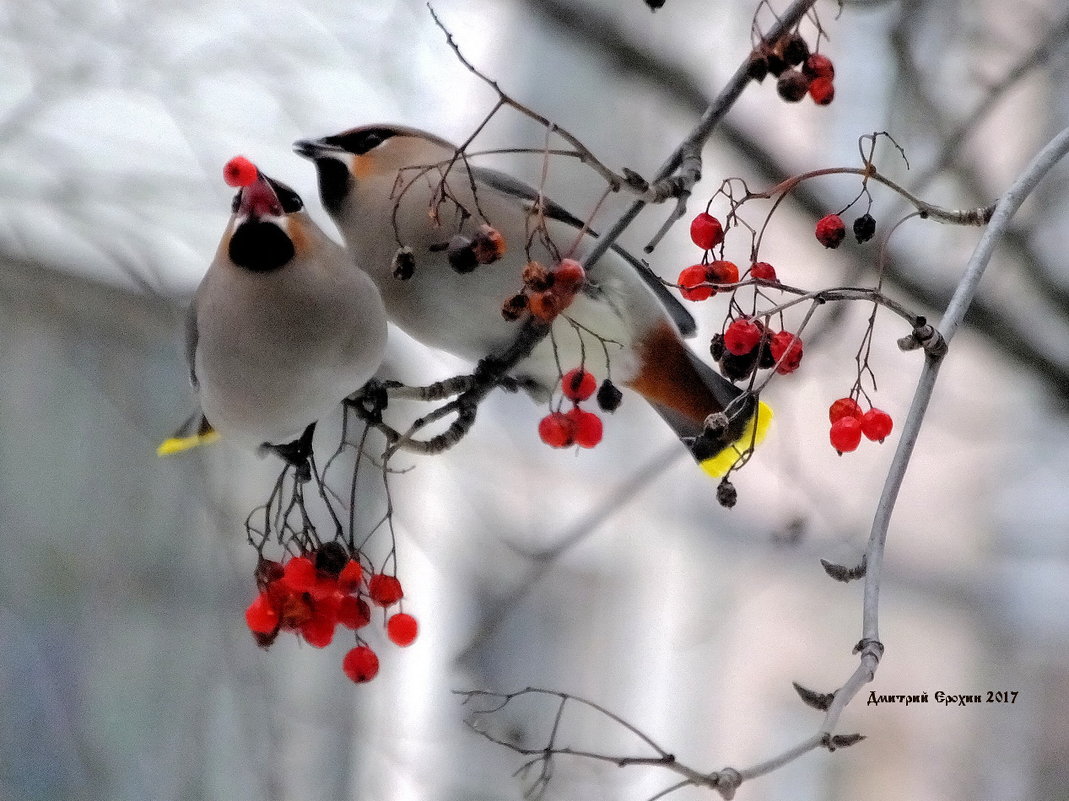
left=285, top=217, right=309, bottom=258
left=352, top=154, right=374, bottom=181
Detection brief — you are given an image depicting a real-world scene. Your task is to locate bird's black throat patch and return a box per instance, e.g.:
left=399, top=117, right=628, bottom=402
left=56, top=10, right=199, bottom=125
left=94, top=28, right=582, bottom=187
left=314, top=158, right=352, bottom=216
left=229, top=220, right=295, bottom=272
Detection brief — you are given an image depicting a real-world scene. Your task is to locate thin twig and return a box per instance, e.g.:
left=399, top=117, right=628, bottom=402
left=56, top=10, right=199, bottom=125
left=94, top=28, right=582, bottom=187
left=428, top=4, right=659, bottom=199
left=751, top=166, right=995, bottom=226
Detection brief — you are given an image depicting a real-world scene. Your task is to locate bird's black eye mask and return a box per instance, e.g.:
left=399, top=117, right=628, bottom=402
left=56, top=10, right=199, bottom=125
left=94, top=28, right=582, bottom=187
left=324, top=127, right=397, bottom=155
left=265, top=177, right=304, bottom=213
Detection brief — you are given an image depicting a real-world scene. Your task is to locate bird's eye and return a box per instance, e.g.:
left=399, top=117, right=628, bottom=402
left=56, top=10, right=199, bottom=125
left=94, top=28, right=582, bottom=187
left=231, top=192, right=241, bottom=213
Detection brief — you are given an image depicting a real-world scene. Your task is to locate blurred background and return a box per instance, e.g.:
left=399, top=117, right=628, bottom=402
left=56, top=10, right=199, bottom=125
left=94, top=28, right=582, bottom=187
left=2, top=0, right=1069, bottom=799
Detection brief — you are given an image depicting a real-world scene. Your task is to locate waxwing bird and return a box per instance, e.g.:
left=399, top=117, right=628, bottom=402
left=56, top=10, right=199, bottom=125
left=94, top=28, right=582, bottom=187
left=294, top=126, right=769, bottom=476
left=159, top=166, right=388, bottom=460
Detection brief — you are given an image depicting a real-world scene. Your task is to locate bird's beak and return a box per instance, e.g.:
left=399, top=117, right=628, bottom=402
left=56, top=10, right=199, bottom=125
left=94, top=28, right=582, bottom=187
left=293, top=138, right=346, bottom=161
left=238, top=173, right=283, bottom=218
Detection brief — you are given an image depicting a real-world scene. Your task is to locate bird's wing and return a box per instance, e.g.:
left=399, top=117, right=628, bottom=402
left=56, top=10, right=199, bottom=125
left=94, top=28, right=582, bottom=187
left=470, top=165, right=697, bottom=337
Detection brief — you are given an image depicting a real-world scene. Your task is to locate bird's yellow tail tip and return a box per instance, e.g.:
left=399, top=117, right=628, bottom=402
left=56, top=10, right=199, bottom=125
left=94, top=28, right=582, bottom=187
left=699, top=401, right=773, bottom=479
left=156, top=417, right=219, bottom=456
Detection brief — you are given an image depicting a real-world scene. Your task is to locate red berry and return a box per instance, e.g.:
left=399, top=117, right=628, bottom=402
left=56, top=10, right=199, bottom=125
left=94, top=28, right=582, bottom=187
left=299, top=613, right=335, bottom=648
left=223, top=155, right=258, bottom=188
left=561, top=368, right=597, bottom=402
left=276, top=592, right=314, bottom=631
left=860, top=408, right=893, bottom=441
left=314, top=590, right=342, bottom=621
left=282, top=555, right=316, bottom=592
left=386, top=613, right=419, bottom=647
left=528, top=290, right=561, bottom=321
left=244, top=592, right=279, bottom=634
left=538, top=411, right=575, bottom=448
left=337, top=559, right=364, bottom=595
left=809, top=77, right=835, bottom=105
left=830, top=416, right=863, bottom=453
left=337, top=595, right=372, bottom=629
left=828, top=397, right=863, bottom=423
left=542, top=282, right=581, bottom=316
left=471, top=224, right=506, bottom=264
left=553, top=258, right=586, bottom=291
left=690, top=212, right=724, bottom=250
left=308, top=571, right=339, bottom=601
left=769, top=331, right=803, bottom=374
left=342, top=646, right=380, bottom=683
left=707, top=260, right=740, bottom=286
left=677, top=264, right=713, bottom=301
left=749, top=261, right=778, bottom=282
left=522, top=261, right=553, bottom=291
left=565, top=408, right=603, bottom=448
left=815, top=214, right=846, bottom=249
left=723, top=318, right=763, bottom=356
left=803, top=53, right=835, bottom=80
left=368, top=573, right=404, bottom=607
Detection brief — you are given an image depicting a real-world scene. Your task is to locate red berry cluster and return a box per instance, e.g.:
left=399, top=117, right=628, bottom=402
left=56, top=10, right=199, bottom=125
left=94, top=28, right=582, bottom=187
left=677, top=213, right=742, bottom=301
left=827, top=397, right=894, bottom=453
left=679, top=211, right=803, bottom=382
left=538, top=368, right=605, bottom=449
left=223, top=155, right=259, bottom=188
left=747, top=32, right=836, bottom=107
left=713, top=319, right=804, bottom=381
left=502, top=258, right=586, bottom=323
left=244, top=545, right=417, bottom=684
left=801, top=53, right=836, bottom=106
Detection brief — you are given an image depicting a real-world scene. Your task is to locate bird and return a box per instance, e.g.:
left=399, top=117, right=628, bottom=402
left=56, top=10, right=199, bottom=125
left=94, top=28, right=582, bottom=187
left=293, top=125, right=770, bottom=476
left=158, top=161, right=388, bottom=464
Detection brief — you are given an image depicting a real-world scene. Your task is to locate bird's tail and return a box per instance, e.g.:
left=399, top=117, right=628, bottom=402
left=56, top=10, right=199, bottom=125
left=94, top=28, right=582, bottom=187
left=627, top=322, right=772, bottom=478
left=157, top=412, right=218, bottom=456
